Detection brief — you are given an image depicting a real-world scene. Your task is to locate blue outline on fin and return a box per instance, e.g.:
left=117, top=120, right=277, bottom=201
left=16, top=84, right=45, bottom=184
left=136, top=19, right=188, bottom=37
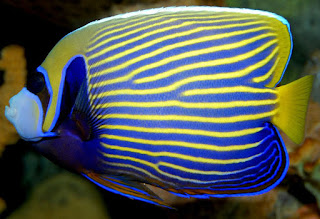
left=81, top=173, right=170, bottom=207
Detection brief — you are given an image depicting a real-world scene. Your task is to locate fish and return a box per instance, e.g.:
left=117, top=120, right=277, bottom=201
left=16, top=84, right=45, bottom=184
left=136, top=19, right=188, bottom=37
left=5, top=6, right=314, bottom=207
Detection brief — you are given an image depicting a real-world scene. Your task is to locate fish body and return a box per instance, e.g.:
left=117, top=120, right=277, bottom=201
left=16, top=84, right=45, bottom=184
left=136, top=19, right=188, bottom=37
left=5, top=7, right=314, bottom=206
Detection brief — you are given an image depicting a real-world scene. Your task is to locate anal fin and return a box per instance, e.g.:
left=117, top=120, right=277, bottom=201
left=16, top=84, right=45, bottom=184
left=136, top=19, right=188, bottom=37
left=82, top=171, right=171, bottom=208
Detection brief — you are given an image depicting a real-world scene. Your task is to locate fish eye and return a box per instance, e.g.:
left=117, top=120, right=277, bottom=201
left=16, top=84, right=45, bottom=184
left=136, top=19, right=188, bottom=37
left=26, top=71, right=46, bottom=94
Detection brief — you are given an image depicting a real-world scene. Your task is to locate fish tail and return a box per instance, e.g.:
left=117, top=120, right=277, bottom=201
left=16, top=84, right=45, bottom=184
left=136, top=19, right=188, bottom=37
left=272, top=75, right=314, bottom=144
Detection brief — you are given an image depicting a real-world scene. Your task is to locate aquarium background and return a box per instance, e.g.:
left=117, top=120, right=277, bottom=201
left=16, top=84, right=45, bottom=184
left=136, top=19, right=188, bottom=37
left=0, top=0, right=320, bottom=218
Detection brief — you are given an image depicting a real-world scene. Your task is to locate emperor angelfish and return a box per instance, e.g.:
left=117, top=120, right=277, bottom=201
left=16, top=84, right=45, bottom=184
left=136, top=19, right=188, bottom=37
left=5, top=6, right=314, bottom=207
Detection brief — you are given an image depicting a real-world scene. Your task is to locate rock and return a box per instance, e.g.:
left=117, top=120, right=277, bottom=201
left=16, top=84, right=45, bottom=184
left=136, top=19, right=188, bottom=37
left=8, top=173, right=110, bottom=219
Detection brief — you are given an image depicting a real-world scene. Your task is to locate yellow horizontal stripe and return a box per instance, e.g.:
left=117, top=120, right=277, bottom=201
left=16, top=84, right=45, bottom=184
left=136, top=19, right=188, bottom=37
left=159, top=160, right=255, bottom=175
left=90, top=23, right=272, bottom=84
left=102, top=142, right=262, bottom=164
left=90, top=18, right=181, bottom=53
left=253, top=56, right=280, bottom=83
left=101, top=157, right=253, bottom=185
left=89, top=18, right=265, bottom=70
left=89, top=16, right=261, bottom=58
left=133, top=39, right=278, bottom=84
left=100, top=158, right=257, bottom=185
left=89, top=18, right=141, bottom=43
left=104, top=153, right=165, bottom=173
left=102, top=154, right=261, bottom=180
left=89, top=12, right=243, bottom=50
left=90, top=13, right=171, bottom=44
left=134, top=33, right=277, bottom=84
left=98, top=109, right=277, bottom=123
left=89, top=26, right=274, bottom=84
left=91, top=45, right=279, bottom=98
left=100, top=158, right=166, bottom=184
left=182, top=86, right=277, bottom=96
left=99, top=124, right=262, bottom=138
left=100, top=134, right=265, bottom=151
left=96, top=98, right=278, bottom=109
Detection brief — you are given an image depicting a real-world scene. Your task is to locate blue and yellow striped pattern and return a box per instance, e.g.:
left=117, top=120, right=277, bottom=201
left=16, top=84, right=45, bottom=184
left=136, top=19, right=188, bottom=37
left=83, top=8, right=291, bottom=197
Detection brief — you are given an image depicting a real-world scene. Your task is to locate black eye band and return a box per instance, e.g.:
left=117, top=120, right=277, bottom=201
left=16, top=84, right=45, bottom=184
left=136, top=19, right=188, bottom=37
left=26, top=71, right=46, bottom=94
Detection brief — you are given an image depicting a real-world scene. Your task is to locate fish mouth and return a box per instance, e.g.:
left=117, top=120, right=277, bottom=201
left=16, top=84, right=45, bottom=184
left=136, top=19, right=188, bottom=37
left=5, top=104, right=17, bottom=122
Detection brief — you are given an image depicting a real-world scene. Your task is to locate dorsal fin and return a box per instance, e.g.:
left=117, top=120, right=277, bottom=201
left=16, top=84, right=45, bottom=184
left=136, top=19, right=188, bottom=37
left=268, top=17, right=292, bottom=87
left=252, top=14, right=292, bottom=87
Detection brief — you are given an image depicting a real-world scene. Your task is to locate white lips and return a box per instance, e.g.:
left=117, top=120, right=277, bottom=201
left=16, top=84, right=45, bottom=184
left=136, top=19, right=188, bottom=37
left=5, top=105, right=17, bottom=119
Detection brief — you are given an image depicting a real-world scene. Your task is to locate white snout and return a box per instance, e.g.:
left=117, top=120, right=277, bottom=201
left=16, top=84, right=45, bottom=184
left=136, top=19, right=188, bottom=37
left=5, top=87, right=46, bottom=141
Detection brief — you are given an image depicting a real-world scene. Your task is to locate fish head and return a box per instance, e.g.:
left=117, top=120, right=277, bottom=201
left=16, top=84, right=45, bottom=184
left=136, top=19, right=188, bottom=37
left=5, top=28, right=90, bottom=141
left=4, top=64, right=93, bottom=171
left=5, top=64, right=58, bottom=141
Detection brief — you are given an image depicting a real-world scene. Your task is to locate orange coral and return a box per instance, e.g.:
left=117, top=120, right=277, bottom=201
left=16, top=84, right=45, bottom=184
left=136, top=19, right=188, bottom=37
left=0, top=198, right=6, bottom=215
left=297, top=204, right=320, bottom=219
left=305, top=101, right=320, bottom=139
left=285, top=100, right=320, bottom=215
left=288, top=101, right=320, bottom=172
left=0, top=45, right=27, bottom=155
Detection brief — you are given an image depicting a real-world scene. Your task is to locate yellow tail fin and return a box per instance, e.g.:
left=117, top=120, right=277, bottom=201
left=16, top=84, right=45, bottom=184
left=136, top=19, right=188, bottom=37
left=272, top=75, right=314, bottom=144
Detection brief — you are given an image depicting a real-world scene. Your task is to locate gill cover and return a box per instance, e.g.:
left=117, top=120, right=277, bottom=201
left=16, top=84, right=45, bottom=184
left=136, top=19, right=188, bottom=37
left=38, top=24, right=98, bottom=132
